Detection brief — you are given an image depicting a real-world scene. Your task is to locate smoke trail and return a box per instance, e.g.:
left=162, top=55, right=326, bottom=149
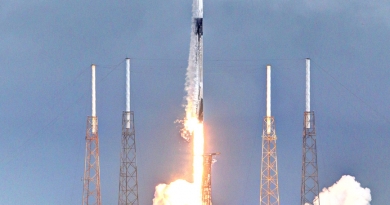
left=309, top=175, right=371, bottom=205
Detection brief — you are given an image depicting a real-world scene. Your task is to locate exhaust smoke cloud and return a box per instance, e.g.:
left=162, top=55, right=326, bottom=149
left=307, top=175, right=371, bottom=205
left=153, top=180, right=200, bottom=205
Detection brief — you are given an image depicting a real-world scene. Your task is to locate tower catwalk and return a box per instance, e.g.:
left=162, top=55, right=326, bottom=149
left=202, top=152, right=219, bottom=205
left=260, top=65, right=280, bottom=205
left=301, top=58, right=320, bottom=205
left=82, top=64, right=101, bottom=205
left=118, top=58, right=139, bottom=205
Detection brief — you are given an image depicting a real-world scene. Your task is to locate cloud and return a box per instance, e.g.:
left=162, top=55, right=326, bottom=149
left=153, top=179, right=201, bottom=205
left=312, top=175, right=371, bottom=205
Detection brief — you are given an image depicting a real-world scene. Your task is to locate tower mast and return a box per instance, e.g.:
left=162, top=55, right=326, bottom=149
left=82, top=64, right=102, bottom=205
left=301, top=58, right=320, bottom=205
left=118, top=58, right=139, bottom=205
left=260, top=65, right=280, bottom=205
left=202, top=152, right=219, bottom=205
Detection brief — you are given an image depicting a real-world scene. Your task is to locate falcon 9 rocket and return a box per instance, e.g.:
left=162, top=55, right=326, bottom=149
left=193, top=0, right=203, bottom=122
left=180, top=0, right=204, bottom=142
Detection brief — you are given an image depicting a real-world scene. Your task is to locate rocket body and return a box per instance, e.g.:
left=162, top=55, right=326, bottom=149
left=193, top=0, right=203, bottom=122
left=181, top=0, right=204, bottom=142
left=194, top=0, right=203, bottom=40
left=194, top=0, right=203, bottom=18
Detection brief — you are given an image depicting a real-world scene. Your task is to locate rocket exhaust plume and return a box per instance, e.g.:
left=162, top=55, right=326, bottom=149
left=153, top=0, right=204, bottom=204
left=307, top=175, right=371, bottom=205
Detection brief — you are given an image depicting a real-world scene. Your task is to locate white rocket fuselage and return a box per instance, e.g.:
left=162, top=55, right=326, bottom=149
left=194, top=0, right=203, bottom=18
left=194, top=0, right=203, bottom=122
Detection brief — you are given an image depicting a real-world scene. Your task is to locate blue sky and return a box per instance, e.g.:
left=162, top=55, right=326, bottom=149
left=1, top=1, right=390, bottom=204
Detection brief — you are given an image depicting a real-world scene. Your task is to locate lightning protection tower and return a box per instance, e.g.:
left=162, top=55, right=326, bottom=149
left=202, top=152, right=219, bottom=205
left=118, top=58, right=139, bottom=205
left=260, top=65, right=280, bottom=205
left=82, top=64, right=102, bottom=205
left=301, top=58, right=320, bottom=205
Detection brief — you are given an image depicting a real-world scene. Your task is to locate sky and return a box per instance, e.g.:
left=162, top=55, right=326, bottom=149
left=0, top=0, right=390, bottom=204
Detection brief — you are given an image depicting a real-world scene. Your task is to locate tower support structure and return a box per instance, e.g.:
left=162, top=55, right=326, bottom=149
left=202, top=153, right=219, bottom=205
left=118, top=111, right=139, bottom=205
left=301, top=111, right=319, bottom=205
left=260, top=65, right=280, bottom=205
left=301, top=58, right=320, bottom=205
left=82, top=65, right=101, bottom=205
left=260, top=117, right=280, bottom=205
left=83, top=116, right=101, bottom=205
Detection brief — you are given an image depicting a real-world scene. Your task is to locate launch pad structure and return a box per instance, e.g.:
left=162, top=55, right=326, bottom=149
left=118, top=58, right=139, bottom=205
left=118, top=111, right=139, bottom=205
left=202, top=152, right=220, bottom=205
left=260, top=65, right=280, bottom=205
left=301, top=59, right=320, bottom=205
left=82, top=64, right=102, bottom=205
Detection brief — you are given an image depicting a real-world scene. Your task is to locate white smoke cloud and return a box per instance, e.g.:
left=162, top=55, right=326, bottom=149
left=312, top=175, right=371, bottom=205
left=153, top=179, right=201, bottom=205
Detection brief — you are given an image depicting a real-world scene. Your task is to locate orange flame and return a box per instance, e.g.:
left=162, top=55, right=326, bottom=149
left=153, top=117, right=204, bottom=205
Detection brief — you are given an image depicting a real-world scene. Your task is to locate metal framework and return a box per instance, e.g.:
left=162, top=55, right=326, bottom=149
left=202, top=153, right=219, bottom=205
left=118, top=111, right=139, bottom=205
left=82, top=116, right=101, bottom=205
left=260, top=116, right=280, bottom=205
left=301, top=111, right=320, bottom=205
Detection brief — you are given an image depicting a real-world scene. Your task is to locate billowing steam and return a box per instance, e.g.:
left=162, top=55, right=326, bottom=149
left=153, top=180, right=201, bottom=205
left=308, top=175, right=371, bottom=205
